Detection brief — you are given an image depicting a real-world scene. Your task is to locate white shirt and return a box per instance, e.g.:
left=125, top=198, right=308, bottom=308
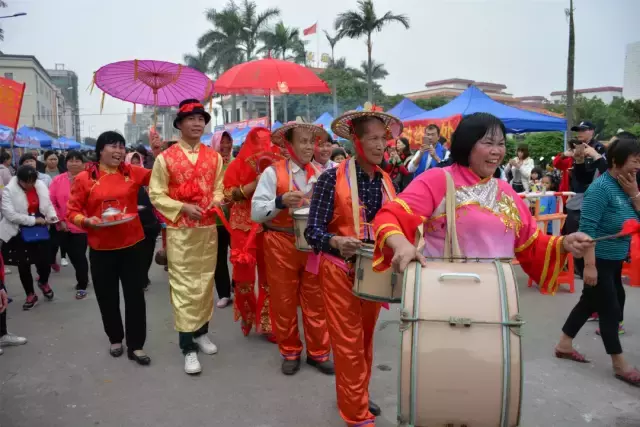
left=312, top=159, right=336, bottom=172
left=251, top=162, right=317, bottom=223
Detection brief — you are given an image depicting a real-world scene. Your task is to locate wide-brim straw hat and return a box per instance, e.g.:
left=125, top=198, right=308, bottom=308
left=271, top=117, right=330, bottom=148
left=331, top=102, right=403, bottom=141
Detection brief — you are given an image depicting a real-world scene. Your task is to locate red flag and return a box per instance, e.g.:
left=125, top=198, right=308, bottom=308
left=303, top=23, right=317, bottom=36
left=0, top=77, right=25, bottom=130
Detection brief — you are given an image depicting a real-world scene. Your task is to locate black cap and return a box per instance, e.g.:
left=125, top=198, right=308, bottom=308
left=173, top=99, right=211, bottom=129
left=571, top=121, right=595, bottom=132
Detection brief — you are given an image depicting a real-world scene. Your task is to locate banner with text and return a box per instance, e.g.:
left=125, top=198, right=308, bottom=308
left=214, top=117, right=269, bottom=133
left=0, top=77, right=26, bottom=130
left=402, top=114, right=463, bottom=150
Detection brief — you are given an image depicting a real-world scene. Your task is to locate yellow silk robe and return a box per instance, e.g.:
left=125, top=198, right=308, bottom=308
left=149, top=140, right=224, bottom=332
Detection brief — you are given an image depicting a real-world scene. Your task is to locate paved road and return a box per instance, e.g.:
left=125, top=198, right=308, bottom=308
left=1, top=262, right=639, bottom=427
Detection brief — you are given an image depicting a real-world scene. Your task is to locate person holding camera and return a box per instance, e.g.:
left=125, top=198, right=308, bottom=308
left=407, top=124, right=449, bottom=177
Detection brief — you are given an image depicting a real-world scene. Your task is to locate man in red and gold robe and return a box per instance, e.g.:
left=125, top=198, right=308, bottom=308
left=304, top=106, right=403, bottom=427
left=251, top=119, right=334, bottom=376
left=149, top=99, right=224, bottom=376
left=223, top=127, right=277, bottom=341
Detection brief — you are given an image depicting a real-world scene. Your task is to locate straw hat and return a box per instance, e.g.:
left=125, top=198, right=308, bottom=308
left=271, top=116, right=330, bottom=148
left=331, top=102, right=403, bottom=141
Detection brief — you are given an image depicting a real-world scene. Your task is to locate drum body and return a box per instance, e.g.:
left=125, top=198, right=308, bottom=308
left=292, top=207, right=311, bottom=252
left=399, top=260, right=522, bottom=427
left=352, top=245, right=401, bottom=303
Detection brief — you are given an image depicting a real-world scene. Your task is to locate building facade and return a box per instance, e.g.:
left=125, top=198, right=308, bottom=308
left=47, top=64, right=81, bottom=141
left=0, top=54, right=59, bottom=135
left=549, top=86, right=623, bottom=104
left=623, top=41, right=640, bottom=101
left=403, top=78, right=515, bottom=102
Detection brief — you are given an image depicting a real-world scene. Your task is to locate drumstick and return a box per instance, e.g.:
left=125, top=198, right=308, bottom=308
left=591, top=219, right=640, bottom=242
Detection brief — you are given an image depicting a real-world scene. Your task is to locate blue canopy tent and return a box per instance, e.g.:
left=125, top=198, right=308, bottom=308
left=387, top=98, right=426, bottom=120
left=312, top=112, right=339, bottom=139
left=55, top=137, right=81, bottom=150
left=200, top=133, right=213, bottom=145
left=17, top=126, right=54, bottom=148
left=272, top=121, right=283, bottom=130
left=231, top=127, right=251, bottom=147
left=405, top=86, right=566, bottom=133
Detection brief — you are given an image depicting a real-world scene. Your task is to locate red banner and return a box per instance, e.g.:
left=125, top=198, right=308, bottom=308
left=402, top=114, right=463, bottom=150
left=214, top=117, right=269, bottom=133
left=0, top=77, right=25, bottom=130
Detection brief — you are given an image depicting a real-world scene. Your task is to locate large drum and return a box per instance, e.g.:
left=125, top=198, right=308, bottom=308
left=398, top=259, right=523, bottom=427
left=352, top=244, right=401, bottom=303
left=292, top=207, right=311, bottom=252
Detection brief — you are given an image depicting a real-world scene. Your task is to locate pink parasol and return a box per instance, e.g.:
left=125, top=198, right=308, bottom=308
left=92, top=59, right=214, bottom=122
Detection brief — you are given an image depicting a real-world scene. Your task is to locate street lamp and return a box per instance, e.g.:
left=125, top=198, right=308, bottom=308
left=0, top=12, right=27, bottom=19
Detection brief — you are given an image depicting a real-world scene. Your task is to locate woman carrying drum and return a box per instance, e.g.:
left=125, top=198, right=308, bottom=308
left=305, top=104, right=401, bottom=427
left=373, top=112, right=592, bottom=277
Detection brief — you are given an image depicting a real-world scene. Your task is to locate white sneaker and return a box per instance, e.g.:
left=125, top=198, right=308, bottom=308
left=4, top=267, right=11, bottom=275
left=184, top=352, right=202, bottom=375
left=216, top=297, right=231, bottom=308
left=0, top=333, right=27, bottom=346
left=61, top=258, right=69, bottom=267
left=194, top=335, right=218, bottom=355
left=0, top=347, right=3, bottom=355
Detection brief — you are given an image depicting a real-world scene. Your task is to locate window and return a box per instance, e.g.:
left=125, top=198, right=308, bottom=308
left=37, top=101, right=41, bottom=119
left=41, top=105, right=45, bottom=120
left=36, top=77, right=39, bottom=94
left=3, top=73, right=13, bottom=80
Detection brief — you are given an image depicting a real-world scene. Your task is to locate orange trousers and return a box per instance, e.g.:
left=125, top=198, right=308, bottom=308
left=264, top=231, right=330, bottom=362
left=320, top=257, right=381, bottom=427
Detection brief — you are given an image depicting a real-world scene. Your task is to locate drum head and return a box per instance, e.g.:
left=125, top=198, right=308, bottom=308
left=293, top=207, right=310, bottom=217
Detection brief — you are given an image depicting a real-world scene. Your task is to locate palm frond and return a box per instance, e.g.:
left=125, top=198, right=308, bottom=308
left=374, top=11, right=410, bottom=32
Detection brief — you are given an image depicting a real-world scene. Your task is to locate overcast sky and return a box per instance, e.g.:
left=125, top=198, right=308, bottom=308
left=3, top=0, right=639, bottom=138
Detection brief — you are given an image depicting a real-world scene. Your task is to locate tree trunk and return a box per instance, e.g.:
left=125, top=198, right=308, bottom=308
left=306, top=95, right=311, bottom=122
left=284, top=96, right=288, bottom=122
left=565, top=0, right=575, bottom=133
left=231, top=94, right=237, bottom=123
left=367, top=33, right=373, bottom=103
left=332, top=80, right=338, bottom=117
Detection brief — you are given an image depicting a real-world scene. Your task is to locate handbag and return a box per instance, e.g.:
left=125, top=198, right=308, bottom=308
left=20, top=225, right=50, bottom=243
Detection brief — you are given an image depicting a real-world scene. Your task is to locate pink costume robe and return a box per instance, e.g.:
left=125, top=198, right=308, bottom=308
left=373, top=164, right=567, bottom=293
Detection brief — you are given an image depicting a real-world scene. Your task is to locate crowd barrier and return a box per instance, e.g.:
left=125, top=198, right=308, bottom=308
left=518, top=192, right=576, bottom=294
left=517, top=191, right=639, bottom=291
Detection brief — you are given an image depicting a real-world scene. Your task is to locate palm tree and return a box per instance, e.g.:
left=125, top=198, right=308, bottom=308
left=259, top=21, right=306, bottom=63
left=323, top=30, right=342, bottom=63
left=0, top=1, right=7, bottom=42
left=183, top=51, right=211, bottom=74
left=335, top=0, right=409, bottom=103
left=259, top=21, right=307, bottom=121
left=198, top=0, right=279, bottom=123
left=358, top=60, right=388, bottom=81
left=565, top=0, right=575, bottom=133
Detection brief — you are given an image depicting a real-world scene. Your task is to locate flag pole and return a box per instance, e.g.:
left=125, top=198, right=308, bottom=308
left=316, top=22, right=320, bottom=68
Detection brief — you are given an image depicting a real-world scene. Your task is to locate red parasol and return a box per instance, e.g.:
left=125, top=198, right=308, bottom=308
left=214, top=58, right=330, bottom=96
left=91, top=59, right=214, bottom=124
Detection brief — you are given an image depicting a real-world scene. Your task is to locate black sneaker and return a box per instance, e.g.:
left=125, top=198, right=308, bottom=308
left=306, top=357, right=335, bottom=375
left=23, top=294, right=38, bottom=310
left=281, top=359, right=301, bottom=375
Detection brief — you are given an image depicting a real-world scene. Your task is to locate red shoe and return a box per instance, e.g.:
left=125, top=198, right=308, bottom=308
left=38, top=282, right=54, bottom=300
left=22, top=294, right=38, bottom=310
left=265, top=333, right=277, bottom=344
left=51, top=263, right=61, bottom=273
left=588, top=313, right=599, bottom=322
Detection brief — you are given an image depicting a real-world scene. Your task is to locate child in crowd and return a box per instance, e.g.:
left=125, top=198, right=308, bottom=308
left=538, top=174, right=558, bottom=235
left=330, top=148, right=347, bottom=164
left=529, top=167, right=544, bottom=192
